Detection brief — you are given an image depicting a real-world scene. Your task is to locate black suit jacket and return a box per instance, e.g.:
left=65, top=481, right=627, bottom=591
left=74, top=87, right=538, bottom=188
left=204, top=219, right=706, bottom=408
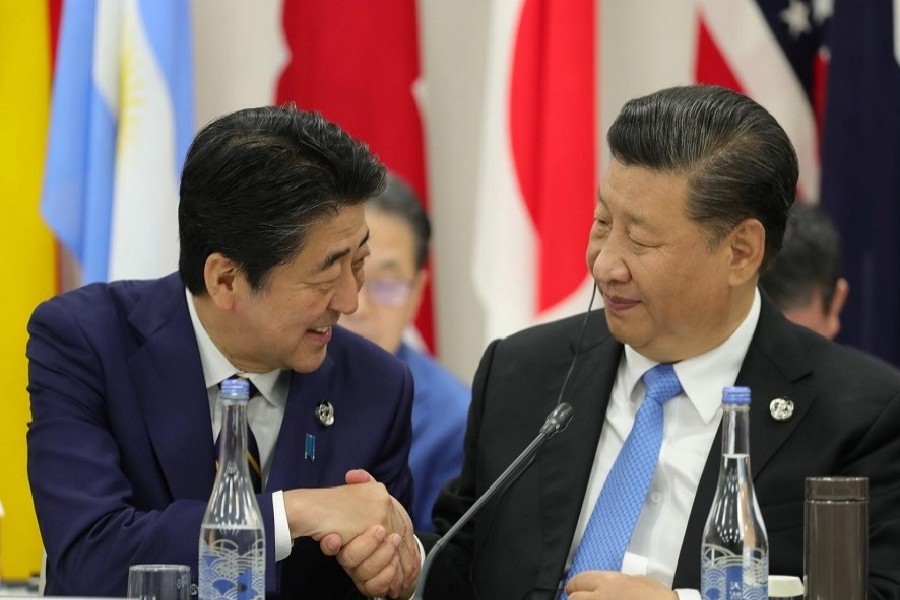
left=426, top=295, right=900, bottom=599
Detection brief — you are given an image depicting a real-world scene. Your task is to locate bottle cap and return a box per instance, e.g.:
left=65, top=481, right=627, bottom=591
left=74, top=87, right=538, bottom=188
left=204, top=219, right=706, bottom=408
left=769, top=575, right=803, bottom=598
left=219, top=378, right=250, bottom=399
left=722, top=385, right=751, bottom=405
left=806, top=476, right=868, bottom=501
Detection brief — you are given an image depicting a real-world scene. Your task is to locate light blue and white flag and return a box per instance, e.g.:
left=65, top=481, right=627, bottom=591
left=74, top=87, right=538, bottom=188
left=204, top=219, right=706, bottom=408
left=42, top=0, right=193, bottom=284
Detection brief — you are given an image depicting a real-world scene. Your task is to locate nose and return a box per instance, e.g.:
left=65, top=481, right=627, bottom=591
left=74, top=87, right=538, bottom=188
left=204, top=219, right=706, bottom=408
left=591, top=235, right=631, bottom=285
left=353, top=285, right=374, bottom=317
left=331, top=265, right=362, bottom=315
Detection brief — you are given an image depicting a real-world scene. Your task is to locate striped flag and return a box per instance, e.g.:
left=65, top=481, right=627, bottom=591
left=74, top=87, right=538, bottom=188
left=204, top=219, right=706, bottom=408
left=695, top=0, right=827, bottom=201
left=472, top=0, right=597, bottom=346
left=275, top=0, right=436, bottom=350
left=695, top=0, right=900, bottom=366
left=41, top=0, right=194, bottom=285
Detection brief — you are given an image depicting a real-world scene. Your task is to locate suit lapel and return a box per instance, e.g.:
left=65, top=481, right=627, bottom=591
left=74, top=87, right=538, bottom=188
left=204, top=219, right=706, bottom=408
left=266, top=356, right=335, bottom=492
left=128, top=274, right=216, bottom=501
left=534, top=312, right=623, bottom=589
left=674, top=296, right=815, bottom=587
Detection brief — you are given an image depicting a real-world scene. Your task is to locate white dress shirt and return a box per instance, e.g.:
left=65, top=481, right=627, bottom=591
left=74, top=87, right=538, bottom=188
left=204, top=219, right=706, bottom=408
left=186, top=289, right=294, bottom=560
left=565, top=290, right=762, bottom=599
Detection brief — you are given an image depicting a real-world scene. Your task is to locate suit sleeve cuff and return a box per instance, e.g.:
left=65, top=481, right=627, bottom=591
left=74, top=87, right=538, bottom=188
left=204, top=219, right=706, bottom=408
left=272, top=490, right=293, bottom=561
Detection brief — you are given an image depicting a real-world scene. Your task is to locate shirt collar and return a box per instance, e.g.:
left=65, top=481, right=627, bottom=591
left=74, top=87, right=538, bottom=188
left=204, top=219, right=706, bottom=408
left=622, top=288, right=761, bottom=424
left=185, top=288, right=287, bottom=407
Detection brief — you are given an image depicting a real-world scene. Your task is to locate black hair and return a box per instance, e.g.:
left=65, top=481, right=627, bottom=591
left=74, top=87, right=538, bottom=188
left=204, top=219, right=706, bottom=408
left=607, top=85, right=798, bottom=270
left=178, top=104, right=386, bottom=293
left=760, top=202, right=842, bottom=311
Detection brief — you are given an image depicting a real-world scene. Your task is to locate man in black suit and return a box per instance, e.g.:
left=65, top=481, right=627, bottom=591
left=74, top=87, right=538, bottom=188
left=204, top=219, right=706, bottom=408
left=341, top=85, right=900, bottom=599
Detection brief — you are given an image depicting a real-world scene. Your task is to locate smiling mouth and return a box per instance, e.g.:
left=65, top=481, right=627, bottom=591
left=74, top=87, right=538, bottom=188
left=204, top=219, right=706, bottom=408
left=309, top=325, right=331, bottom=334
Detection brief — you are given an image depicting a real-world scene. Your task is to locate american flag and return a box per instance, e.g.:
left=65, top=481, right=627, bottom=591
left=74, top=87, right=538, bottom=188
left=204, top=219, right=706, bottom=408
left=699, top=0, right=900, bottom=366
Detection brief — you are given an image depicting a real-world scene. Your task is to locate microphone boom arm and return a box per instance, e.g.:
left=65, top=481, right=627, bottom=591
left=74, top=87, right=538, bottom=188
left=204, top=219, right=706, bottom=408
left=410, top=402, right=574, bottom=599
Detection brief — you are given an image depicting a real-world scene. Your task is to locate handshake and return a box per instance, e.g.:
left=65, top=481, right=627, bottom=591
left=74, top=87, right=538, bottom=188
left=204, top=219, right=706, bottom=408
left=283, top=469, right=421, bottom=599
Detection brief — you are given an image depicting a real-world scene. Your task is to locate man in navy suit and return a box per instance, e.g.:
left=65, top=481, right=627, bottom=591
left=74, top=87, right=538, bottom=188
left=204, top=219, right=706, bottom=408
left=27, top=106, right=420, bottom=598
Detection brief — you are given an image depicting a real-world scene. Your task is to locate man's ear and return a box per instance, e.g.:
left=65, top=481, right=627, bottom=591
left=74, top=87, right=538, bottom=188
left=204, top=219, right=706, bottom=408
left=825, top=277, right=850, bottom=340
left=727, top=218, right=766, bottom=287
left=204, top=252, right=239, bottom=310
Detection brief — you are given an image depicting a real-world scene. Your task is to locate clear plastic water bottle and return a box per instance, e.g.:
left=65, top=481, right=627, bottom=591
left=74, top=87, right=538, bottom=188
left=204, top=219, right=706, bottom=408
left=199, top=378, right=265, bottom=600
left=701, top=386, right=768, bottom=600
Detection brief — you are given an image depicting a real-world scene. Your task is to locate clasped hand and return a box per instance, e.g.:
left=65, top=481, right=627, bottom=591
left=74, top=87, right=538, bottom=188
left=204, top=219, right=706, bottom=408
left=284, top=469, right=420, bottom=598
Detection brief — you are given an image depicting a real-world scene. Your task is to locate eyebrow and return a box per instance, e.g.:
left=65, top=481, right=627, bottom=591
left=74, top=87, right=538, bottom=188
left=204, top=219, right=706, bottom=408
left=317, top=229, right=371, bottom=273
left=596, top=193, right=649, bottom=228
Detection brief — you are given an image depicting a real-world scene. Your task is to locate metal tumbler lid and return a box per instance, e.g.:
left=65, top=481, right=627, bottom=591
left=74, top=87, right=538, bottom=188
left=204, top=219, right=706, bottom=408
left=806, top=476, right=869, bottom=501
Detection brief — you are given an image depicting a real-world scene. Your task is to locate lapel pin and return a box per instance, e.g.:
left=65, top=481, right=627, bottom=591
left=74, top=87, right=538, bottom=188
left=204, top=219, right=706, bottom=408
left=315, top=401, right=335, bottom=427
left=769, top=397, right=794, bottom=421
left=304, top=433, right=316, bottom=461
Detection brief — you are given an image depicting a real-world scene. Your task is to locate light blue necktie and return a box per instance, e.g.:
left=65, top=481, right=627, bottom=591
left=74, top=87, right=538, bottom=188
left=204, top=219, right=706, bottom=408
left=562, top=363, right=683, bottom=596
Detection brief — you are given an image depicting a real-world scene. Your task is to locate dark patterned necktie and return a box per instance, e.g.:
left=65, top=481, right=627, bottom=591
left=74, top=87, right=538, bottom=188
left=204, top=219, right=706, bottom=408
left=215, top=377, right=263, bottom=494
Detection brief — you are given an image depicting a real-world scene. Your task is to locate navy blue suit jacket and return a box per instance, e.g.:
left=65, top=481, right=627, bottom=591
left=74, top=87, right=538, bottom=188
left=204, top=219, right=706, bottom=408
left=26, top=273, right=414, bottom=598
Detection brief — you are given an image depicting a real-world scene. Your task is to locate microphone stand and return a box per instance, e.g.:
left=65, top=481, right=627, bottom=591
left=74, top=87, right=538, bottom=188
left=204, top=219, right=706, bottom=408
left=409, top=403, right=574, bottom=600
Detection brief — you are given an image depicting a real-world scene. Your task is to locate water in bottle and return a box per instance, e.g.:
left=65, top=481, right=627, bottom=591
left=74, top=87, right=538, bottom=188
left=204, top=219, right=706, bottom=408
left=198, top=378, right=265, bottom=600
left=701, top=386, right=768, bottom=600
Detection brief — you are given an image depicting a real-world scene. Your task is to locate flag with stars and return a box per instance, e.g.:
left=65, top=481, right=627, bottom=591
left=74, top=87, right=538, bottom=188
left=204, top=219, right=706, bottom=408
left=695, top=0, right=900, bottom=366
left=694, top=0, right=833, bottom=200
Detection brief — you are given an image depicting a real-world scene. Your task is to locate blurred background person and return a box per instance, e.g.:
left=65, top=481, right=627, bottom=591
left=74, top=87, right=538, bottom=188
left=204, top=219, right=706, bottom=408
left=760, top=203, right=849, bottom=340
left=341, top=174, right=470, bottom=533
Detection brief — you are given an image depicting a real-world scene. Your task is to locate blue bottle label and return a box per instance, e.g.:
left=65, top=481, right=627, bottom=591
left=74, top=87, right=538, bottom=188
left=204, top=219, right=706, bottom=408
left=198, top=535, right=265, bottom=600
left=701, top=551, right=767, bottom=600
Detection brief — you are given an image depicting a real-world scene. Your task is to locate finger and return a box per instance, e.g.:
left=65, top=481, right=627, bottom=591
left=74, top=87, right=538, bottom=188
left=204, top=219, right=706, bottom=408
left=319, top=533, right=343, bottom=556
left=393, top=532, right=420, bottom=585
left=352, top=537, right=402, bottom=584
left=358, top=555, right=401, bottom=598
left=345, top=468, right=374, bottom=484
left=388, top=554, right=403, bottom=598
left=337, top=525, right=387, bottom=570
left=566, top=570, right=614, bottom=594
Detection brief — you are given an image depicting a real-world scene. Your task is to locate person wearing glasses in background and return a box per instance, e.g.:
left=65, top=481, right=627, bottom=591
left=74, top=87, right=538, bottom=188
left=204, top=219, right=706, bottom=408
left=341, top=174, right=470, bottom=533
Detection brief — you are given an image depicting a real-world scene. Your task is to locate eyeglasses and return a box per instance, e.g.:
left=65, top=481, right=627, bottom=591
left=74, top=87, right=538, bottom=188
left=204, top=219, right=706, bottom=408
left=364, top=279, right=414, bottom=308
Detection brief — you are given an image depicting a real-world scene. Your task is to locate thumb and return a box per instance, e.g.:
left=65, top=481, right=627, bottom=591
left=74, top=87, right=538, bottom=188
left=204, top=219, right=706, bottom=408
left=345, top=468, right=374, bottom=484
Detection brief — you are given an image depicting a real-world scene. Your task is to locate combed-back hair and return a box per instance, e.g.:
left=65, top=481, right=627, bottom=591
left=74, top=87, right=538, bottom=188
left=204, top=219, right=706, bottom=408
left=178, top=104, right=386, bottom=294
left=607, top=85, right=798, bottom=270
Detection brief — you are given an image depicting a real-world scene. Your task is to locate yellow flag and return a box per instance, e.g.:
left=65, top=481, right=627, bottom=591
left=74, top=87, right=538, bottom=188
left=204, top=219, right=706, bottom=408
left=0, top=0, right=55, bottom=581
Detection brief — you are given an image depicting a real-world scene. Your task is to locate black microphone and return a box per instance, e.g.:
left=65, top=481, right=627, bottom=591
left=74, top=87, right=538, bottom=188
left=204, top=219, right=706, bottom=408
left=410, top=402, right=575, bottom=600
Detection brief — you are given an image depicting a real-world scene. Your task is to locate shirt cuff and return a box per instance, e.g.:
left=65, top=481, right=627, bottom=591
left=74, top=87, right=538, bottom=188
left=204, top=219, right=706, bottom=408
left=675, top=588, right=702, bottom=600
left=272, top=490, right=293, bottom=561
left=414, top=535, right=425, bottom=569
